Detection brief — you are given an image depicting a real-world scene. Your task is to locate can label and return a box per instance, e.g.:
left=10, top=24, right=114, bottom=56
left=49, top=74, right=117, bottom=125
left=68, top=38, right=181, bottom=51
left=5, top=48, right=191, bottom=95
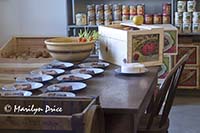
left=183, top=12, right=192, bottom=23
left=193, top=12, right=200, bottom=23
left=183, top=23, right=191, bottom=33
left=137, top=4, right=145, bottom=15
left=177, top=1, right=186, bottom=12
left=130, top=5, right=137, bottom=15
left=145, top=14, right=153, bottom=24
left=76, top=13, right=87, bottom=25
left=192, top=23, right=200, bottom=32
left=163, top=3, right=171, bottom=15
left=175, top=23, right=183, bottom=33
left=162, top=14, right=171, bottom=24
left=175, top=12, right=183, bottom=24
left=187, top=1, right=196, bottom=12
left=153, top=14, right=162, bottom=24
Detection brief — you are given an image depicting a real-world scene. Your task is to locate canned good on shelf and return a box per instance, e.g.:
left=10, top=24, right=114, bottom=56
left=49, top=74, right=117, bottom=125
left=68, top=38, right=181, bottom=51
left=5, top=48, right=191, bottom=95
left=162, top=14, right=171, bottom=24
left=130, top=15, right=136, bottom=20
left=175, top=12, right=183, bottom=24
left=104, top=20, right=112, bottom=25
left=175, top=23, right=183, bottom=33
left=144, top=14, right=153, bottom=24
left=192, top=23, right=200, bottom=33
left=122, top=15, right=130, bottom=21
left=183, top=12, right=192, bottom=24
left=193, top=12, right=200, bottom=23
left=187, top=0, right=196, bottom=12
left=177, top=1, right=186, bottom=12
left=137, top=4, right=145, bottom=15
left=183, top=23, right=191, bottom=33
left=153, top=14, right=162, bottom=24
left=76, top=13, right=87, bottom=25
left=130, top=5, right=137, bottom=15
left=122, top=5, right=130, bottom=15
left=163, top=3, right=171, bottom=15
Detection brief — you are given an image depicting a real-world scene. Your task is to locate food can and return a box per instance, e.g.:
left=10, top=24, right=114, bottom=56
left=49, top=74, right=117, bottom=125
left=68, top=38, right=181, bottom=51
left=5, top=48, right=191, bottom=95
left=192, top=23, right=200, bottom=32
left=183, top=23, right=191, bottom=33
left=113, top=4, right=122, bottom=21
left=130, top=5, right=137, bottom=15
left=95, top=4, right=104, bottom=15
left=76, top=13, right=87, bottom=25
left=130, top=15, right=135, bottom=20
left=175, top=23, right=183, bottom=33
left=163, top=3, right=171, bottom=15
left=137, top=4, right=145, bottom=15
left=153, top=14, right=162, bottom=24
left=104, top=20, right=112, bottom=26
left=177, top=1, right=186, bottom=12
left=187, top=0, right=196, bottom=12
left=175, top=12, right=183, bottom=24
left=122, top=5, right=130, bottom=15
left=144, top=14, right=153, bottom=24
left=183, top=12, right=192, bottom=24
left=122, top=15, right=130, bottom=21
left=193, top=12, right=200, bottom=23
left=104, top=4, right=112, bottom=10
left=87, top=4, right=95, bottom=25
left=162, top=14, right=171, bottom=24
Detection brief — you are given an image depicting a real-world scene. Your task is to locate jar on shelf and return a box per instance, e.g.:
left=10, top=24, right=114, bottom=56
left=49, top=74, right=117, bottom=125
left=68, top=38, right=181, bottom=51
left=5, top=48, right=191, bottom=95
left=137, top=4, right=145, bottom=15
left=162, top=14, right=171, bottom=24
left=144, top=14, right=153, bottom=24
left=113, top=4, right=122, bottom=21
left=162, top=3, right=171, bottom=15
left=187, top=0, right=196, bottom=12
left=75, top=13, right=87, bottom=25
left=87, top=4, right=96, bottom=25
left=153, top=14, right=162, bottom=24
left=177, top=1, right=186, bottom=12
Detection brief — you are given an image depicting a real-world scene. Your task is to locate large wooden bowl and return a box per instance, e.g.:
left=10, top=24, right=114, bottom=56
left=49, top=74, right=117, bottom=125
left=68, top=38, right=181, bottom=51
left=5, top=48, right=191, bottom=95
left=45, top=37, right=95, bottom=62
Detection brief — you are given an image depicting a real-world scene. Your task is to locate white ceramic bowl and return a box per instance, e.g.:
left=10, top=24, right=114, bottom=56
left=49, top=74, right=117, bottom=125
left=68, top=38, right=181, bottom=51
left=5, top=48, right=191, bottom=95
left=45, top=37, right=95, bottom=62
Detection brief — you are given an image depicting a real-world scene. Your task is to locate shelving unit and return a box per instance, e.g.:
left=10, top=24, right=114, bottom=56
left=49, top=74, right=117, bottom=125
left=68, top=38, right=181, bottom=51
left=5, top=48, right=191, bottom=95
left=66, top=0, right=172, bottom=36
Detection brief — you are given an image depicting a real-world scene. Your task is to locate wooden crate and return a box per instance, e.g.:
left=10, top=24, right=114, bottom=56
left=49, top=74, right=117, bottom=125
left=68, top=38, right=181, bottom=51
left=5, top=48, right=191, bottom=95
left=174, top=45, right=199, bottom=67
left=99, top=24, right=164, bottom=66
left=178, top=67, right=199, bottom=89
left=0, top=37, right=53, bottom=85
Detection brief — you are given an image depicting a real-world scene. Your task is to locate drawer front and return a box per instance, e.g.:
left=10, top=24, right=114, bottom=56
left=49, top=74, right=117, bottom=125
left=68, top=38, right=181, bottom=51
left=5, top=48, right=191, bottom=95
left=178, top=67, right=199, bottom=89
left=175, top=45, right=199, bottom=66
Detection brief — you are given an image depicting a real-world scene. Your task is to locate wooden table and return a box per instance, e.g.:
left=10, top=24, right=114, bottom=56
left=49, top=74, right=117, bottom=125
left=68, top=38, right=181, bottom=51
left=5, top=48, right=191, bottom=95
left=74, top=64, right=159, bottom=133
left=0, top=61, right=159, bottom=133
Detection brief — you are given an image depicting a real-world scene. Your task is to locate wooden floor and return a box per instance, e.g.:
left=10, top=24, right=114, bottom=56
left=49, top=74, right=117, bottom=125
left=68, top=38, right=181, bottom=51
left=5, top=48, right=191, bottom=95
left=169, top=95, right=200, bottom=133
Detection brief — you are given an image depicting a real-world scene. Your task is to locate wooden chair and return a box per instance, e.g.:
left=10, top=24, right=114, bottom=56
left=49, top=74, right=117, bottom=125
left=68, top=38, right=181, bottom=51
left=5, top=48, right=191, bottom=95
left=137, top=53, right=189, bottom=133
left=0, top=96, right=105, bottom=133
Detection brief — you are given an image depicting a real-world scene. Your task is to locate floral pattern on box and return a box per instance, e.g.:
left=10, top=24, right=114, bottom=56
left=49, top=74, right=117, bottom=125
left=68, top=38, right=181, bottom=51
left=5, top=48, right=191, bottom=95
left=163, top=31, right=177, bottom=55
left=175, top=45, right=199, bottom=66
left=178, top=68, right=199, bottom=89
left=132, top=34, right=161, bottom=64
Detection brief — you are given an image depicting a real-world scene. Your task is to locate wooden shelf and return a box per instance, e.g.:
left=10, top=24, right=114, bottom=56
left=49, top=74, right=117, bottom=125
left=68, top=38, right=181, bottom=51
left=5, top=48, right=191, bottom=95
left=68, top=25, right=98, bottom=29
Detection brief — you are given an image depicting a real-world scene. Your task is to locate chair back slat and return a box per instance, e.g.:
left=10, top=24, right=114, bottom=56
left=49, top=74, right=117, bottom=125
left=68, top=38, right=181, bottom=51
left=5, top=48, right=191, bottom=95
left=146, top=53, right=189, bottom=129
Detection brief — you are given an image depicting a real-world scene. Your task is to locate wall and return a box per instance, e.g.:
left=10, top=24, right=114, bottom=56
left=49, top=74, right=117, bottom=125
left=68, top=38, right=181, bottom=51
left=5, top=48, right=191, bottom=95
left=0, top=0, right=67, bottom=47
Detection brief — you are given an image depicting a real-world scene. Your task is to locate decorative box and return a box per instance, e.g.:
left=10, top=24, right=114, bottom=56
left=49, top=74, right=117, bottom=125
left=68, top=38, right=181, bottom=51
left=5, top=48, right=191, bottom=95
left=178, top=67, right=199, bottom=89
left=174, top=45, right=199, bottom=66
left=158, top=55, right=172, bottom=84
left=99, top=24, right=164, bottom=66
left=155, top=24, right=178, bottom=55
